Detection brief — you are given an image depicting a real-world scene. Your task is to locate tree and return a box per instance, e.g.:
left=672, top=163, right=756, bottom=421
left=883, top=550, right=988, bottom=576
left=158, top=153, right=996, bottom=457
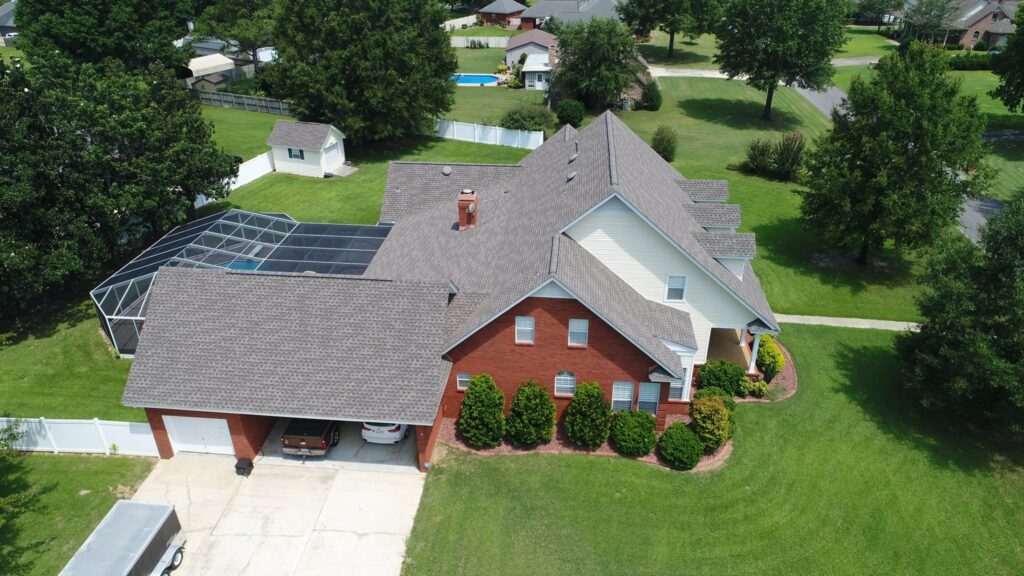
left=14, top=0, right=191, bottom=70
left=553, top=19, right=643, bottom=107
left=801, top=43, right=992, bottom=264
left=193, top=0, right=275, bottom=65
left=0, top=57, right=235, bottom=318
left=991, top=11, right=1024, bottom=112
left=269, top=0, right=456, bottom=142
left=0, top=422, right=36, bottom=574
left=714, top=0, right=850, bottom=120
left=856, top=0, right=902, bottom=32
left=895, top=201, right=1024, bottom=431
left=618, top=0, right=721, bottom=58
left=903, top=0, right=960, bottom=44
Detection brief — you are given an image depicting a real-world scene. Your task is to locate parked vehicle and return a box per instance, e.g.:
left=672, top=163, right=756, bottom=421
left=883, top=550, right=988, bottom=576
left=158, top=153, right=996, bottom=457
left=4, top=32, right=17, bottom=39
left=281, top=419, right=340, bottom=456
left=61, top=501, right=185, bottom=576
left=361, top=422, right=409, bottom=444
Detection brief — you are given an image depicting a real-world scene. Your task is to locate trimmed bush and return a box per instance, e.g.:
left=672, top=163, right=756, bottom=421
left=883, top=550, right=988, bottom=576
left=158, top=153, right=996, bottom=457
left=610, top=410, right=657, bottom=457
left=639, top=80, right=662, bottom=111
left=458, top=374, right=506, bottom=448
left=564, top=382, right=611, bottom=450
left=693, top=386, right=737, bottom=411
left=973, top=39, right=989, bottom=52
left=773, top=132, right=805, bottom=181
left=756, top=335, right=786, bottom=383
left=505, top=381, right=556, bottom=447
left=691, top=396, right=733, bottom=451
left=949, top=52, right=991, bottom=70
left=652, top=125, right=677, bottom=162
left=556, top=98, right=585, bottom=128
left=741, top=379, right=770, bottom=398
left=500, top=106, right=557, bottom=131
left=745, top=138, right=775, bottom=175
left=656, top=422, right=703, bottom=470
left=697, top=359, right=748, bottom=397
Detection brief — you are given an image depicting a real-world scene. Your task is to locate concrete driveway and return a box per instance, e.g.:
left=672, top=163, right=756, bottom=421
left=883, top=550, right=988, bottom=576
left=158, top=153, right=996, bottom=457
left=133, top=453, right=424, bottom=576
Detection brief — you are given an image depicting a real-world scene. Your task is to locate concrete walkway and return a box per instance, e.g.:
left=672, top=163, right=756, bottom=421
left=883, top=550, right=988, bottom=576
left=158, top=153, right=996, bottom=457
left=776, top=314, right=919, bottom=331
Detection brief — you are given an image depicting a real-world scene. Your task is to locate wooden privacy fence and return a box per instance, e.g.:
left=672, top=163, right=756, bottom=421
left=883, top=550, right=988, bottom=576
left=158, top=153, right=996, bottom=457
left=192, top=90, right=293, bottom=116
left=1, top=417, right=159, bottom=457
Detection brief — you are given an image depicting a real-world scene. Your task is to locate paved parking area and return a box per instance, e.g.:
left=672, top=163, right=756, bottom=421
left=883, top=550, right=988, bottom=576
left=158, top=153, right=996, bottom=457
left=133, top=453, right=424, bottom=576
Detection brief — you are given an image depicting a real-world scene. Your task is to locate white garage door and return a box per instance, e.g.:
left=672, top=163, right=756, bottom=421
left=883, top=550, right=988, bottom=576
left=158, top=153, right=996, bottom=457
left=323, top=142, right=342, bottom=169
left=163, top=416, right=234, bottom=455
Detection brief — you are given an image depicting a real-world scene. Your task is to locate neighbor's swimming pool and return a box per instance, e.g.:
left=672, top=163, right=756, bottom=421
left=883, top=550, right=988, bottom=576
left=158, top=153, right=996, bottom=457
left=451, top=74, right=499, bottom=86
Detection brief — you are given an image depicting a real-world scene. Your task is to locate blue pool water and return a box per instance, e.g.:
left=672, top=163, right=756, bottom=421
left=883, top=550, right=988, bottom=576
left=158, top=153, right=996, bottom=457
left=452, top=74, right=499, bottom=85
left=226, top=260, right=261, bottom=271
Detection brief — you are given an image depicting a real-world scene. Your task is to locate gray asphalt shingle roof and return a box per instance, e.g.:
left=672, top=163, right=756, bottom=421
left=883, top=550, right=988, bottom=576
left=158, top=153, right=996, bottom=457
left=522, top=0, right=623, bottom=22
left=123, top=268, right=450, bottom=424
left=480, top=0, right=528, bottom=14
left=688, top=204, right=741, bottom=228
left=506, top=29, right=558, bottom=50
left=266, top=120, right=336, bottom=150
left=696, top=232, right=757, bottom=258
left=0, top=2, right=15, bottom=28
left=681, top=180, right=729, bottom=202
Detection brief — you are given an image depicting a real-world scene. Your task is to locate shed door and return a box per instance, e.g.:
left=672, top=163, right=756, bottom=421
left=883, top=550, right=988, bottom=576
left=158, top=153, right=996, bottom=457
left=163, top=416, right=234, bottom=455
left=323, top=142, right=342, bottom=169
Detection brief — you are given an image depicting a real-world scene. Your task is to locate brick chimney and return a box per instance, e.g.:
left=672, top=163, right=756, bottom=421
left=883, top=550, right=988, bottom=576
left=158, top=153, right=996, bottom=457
left=458, top=189, right=478, bottom=231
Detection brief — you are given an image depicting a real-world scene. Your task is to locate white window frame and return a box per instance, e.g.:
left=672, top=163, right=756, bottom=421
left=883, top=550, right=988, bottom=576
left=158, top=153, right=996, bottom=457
left=638, top=382, right=660, bottom=415
left=554, top=371, right=576, bottom=396
left=456, top=372, right=471, bottom=390
left=288, top=148, right=305, bottom=160
left=515, top=316, right=535, bottom=344
left=665, top=275, right=687, bottom=302
left=568, top=319, right=589, bottom=347
left=611, top=381, right=634, bottom=412
left=668, top=367, right=693, bottom=402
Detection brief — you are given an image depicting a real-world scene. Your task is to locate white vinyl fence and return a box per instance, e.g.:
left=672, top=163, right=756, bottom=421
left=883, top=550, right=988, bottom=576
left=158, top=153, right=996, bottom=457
left=436, top=120, right=544, bottom=150
left=1, top=417, right=159, bottom=457
left=450, top=36, right=511, bottom=48
left=195, top=150, right=277, bottom=208
left=443, top=15, right=477, bottom=30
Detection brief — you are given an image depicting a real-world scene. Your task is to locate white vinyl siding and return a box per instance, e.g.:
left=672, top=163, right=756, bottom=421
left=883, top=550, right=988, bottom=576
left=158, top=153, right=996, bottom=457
left=457, top=372, right=471, bottom=390
left=566, top=196, right=759, bottom=363
left=638, top=382, right=660, bottom=415
left=668, top=370, right=692, bottom=401
left=554, top=371, right=576, bottom=396
left=665, top=275, right=687, bottom=301
left=568, top=319, right=588, bottom=346
left=515, top=316, right=535, bottom=344
left=716, top=257, right=747, bottom=280
left=533, top=280, right=574, bottom=298
left=611, top=381, right=634, bottom=412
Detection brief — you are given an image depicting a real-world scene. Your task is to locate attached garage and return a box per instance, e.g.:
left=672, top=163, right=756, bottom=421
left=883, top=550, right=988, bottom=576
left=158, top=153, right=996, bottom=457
left=162, top=415, right=234, bottom=455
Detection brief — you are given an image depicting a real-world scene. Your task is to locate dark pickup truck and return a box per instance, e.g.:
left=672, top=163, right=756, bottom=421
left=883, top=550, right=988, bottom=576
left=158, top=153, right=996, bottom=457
left=281, top=419, right=341, bottom=456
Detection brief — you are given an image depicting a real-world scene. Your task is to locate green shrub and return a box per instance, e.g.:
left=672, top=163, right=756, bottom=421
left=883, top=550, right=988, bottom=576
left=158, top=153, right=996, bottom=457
left=741, top=379, right=770, bottom=398
left=500, top=106, right=557, bottom=131
left=458, top=374, right=506, bottom=448
left=697, top=359, right=748, bottom=397
left=652, top=125, right=677, bottom=162
left=691, top=396, right=733, bottom=451
left=745, top=138, right=775, bottom=175
left=466, top=39, right=490, bottom=49
left=656, top=422, right=703, bottom=470
left=610, top=410, right=657, bottom=456
left=773, top=132, right=805, bottom=181
left=943, top=43, right=965, bottom=51
left=756, top=335, right=786, bottom=382
left=638, top=80, right=662, bottom=111
left=693, top=386, right=737, bottom=411
left=973, top=39, right=989, bottom=52
left=564, top=382, right=611, bottom=450
left=505, top=381, right=556, bottom=447
left=949, top=52, right=991, bottom=70
left=556, top=99, right=585, bottom=127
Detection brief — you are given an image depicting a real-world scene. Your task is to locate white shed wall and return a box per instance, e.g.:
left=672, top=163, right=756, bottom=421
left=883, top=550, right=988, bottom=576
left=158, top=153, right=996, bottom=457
left=506, top=44, right=549, bottom=66
left=271, top=145, right=323, bottom=178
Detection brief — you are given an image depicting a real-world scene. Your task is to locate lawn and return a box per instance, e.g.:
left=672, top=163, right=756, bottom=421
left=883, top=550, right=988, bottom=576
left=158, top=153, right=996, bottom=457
left=831, top=63, right=871, bottom=93
left=1, top=454, right=154, bottom=575
left=201, top=104, right=291, bottom=161
left=0, top=45, right=23, bottom=60
left=456, top=47, right=505, bottom=73
left=954, top=71, right=1024, bottom=132
left=838, top=25, right=897, bottom=58
left=988, top=139, right=1024, bottom=202
left=446, top=86, right=545, bottom=124
left=404, top=325, right=1024, bottom=575
left=0, top=299, right=143, bottom=422
left=636, top=32, right=719, bottom=70
left=450, top=26, right=522, bottom=37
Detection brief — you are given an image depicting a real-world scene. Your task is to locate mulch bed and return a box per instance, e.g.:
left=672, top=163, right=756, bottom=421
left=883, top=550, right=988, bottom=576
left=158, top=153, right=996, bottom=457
left=735, top=340, right=798, bottom=404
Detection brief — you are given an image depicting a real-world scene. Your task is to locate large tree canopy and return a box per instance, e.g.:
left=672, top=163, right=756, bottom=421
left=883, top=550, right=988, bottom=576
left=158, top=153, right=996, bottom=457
left=903, top=0, right=960, bottom=42
left=618, top=0, right=721, bottom=57
left=194, top=0, right=275, bottom=64
left=855, top=0, right=902, bottom=30
left=896, top=200, right=1024, bottom=432
left=991, top=11, right=1024, bottom=112
left=714, top=0, right=850, bottom=119
left=552, top=18, right=643, bottom=107
left=14, top=0, right=192, bottom=70
left=0, top=57, right=235, bottom=318
left=801, top=43, right=992, bottom=263
left=269, top=0, right=456, bottom=143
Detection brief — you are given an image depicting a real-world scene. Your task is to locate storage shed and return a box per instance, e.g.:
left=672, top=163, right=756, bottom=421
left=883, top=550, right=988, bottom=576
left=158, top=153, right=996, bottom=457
left=267, top=120, right=347, bottom=178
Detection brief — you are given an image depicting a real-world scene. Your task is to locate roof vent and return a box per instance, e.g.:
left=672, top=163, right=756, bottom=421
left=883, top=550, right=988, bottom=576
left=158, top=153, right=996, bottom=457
left=441, top=166, right=452, bottom=176
left=568, top=153, right=578, bottom=163
left=302, top=270, right=317, bottom=275
left=567, top=172, right=577, bottom=182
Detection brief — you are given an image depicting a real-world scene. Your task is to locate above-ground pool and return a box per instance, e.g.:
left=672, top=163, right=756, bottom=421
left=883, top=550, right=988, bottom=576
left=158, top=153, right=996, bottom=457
left=452, top=74, right=499, bottom=86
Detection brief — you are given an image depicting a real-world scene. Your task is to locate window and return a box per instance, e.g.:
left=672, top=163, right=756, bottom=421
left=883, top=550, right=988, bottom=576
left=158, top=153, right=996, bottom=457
left=665, top=275, right=687, bottom=301
left=554, top=371, right=576, bottom=396
left=992, top=13, right=999, bottom=22
left=973, top=31, right=981, bottom=40
left=568, top=319, right=589, bottom=347
left=668, top=367, right=692, bottom=401
left=638, top=382, right=660, bottom=415
left=288, top=148, right=305, bottom=160
left=515, top=316, right=535, bottom=344
left=611, top=381, right=634, bottom=412
left=457, top=372, right=471, bottom=390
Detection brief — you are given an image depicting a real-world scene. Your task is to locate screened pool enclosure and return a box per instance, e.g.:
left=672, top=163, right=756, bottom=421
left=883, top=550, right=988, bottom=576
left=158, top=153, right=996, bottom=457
left=91, top=209, right=392, bottom=356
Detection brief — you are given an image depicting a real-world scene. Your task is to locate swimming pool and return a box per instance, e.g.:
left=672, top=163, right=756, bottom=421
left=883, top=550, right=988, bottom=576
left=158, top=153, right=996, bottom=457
left=451, top=74, right=500, bottom=86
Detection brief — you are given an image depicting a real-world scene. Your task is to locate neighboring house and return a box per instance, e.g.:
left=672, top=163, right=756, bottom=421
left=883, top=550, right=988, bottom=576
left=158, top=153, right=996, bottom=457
left=478, top=0, right=527, bottom=26
left=0, top=0, right=16, bottom=37
left=267, top=120, right=347, bottom=178
left=904, top=0, right=1018, bottom=47
left=522, top=53, right=553, bottom=90
left=505, top=28, right=558, bottom=66
left=191, top=73, right=227, bottom=92
left=106, top=112, right=778, bottom=473
left=520, top=0, right=623, bottom=30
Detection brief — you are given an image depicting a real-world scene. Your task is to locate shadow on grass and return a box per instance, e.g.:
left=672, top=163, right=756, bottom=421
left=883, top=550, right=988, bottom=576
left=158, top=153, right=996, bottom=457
left=833, top=340, right=1024, bottom=474
left=0, top=295, right=96, bottom=351
left=0, top=425, right=49, bottom=575
left=637, top=43, right=713, bottom=68
left=677, top=98, right=803, bottom=131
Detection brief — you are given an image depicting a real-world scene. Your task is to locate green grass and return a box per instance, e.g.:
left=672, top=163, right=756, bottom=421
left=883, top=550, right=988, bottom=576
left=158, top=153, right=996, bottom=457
left=637, top=32, right=719, bottom=70
left=831, top=63, right=872, bottom=93
left=205, top=137, right=529, bottom=223
left=838, top=25, right=897, bottom=58
left=1, top=454, right=155, bottom=575
left=405, top=325, right=1024, bottom=575
left=0, top=299, right=143, bottom=422
left=450, top=26, right=522, bottom=37
left=456, top=47, right=506, bottom=73
left=954, top=71, right=1024, bottom=132
left=446, top=86, right=545, bottom=124
left=988, top=139, right=1024, bottom=202
left=0, top=45, right=23, bottom=60
left=201, top=105, right=291, bottom=161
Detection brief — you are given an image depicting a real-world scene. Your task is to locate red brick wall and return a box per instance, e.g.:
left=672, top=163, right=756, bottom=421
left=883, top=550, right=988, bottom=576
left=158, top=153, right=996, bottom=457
left=521, top=18, right=535, bottom=30
left=415, top=402, right=448, bottom=472
left=145, top=408, right=276, bottom=460
left=444, top=297, right=688, bottom=430
left=479, top=11, right=523, bottom=26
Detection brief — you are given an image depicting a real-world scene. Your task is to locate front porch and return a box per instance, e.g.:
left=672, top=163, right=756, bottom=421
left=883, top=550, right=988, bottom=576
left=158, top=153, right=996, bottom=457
left=706, top=327, right=756, bottom=375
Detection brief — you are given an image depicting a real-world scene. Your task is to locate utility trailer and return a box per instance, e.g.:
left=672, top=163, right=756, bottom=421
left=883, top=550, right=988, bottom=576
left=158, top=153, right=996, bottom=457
left=61, top=500, right=186, bottom=576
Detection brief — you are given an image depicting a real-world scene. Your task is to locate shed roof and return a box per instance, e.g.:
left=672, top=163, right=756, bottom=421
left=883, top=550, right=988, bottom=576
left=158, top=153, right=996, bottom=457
left=188, top=53, right=235, bottom=77
left=506, top=29, right=558, bottom=51
left=267, top=120, right=340, bottom=150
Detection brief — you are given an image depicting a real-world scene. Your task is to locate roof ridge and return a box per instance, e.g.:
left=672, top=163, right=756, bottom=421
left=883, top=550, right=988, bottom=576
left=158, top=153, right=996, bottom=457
left=389, top=161, right=523, bottom=168
left=605, top=112, right=618, bottom=186
left=548, top=235, right=560, bottom=274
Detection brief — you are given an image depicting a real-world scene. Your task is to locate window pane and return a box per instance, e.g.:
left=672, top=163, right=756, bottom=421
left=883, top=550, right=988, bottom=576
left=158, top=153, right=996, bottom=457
left=457, top=372, right=470, bottom=390
left=668, top=379, right=684, bottom=401
left=554, top=371, right=576, bottom=395
left=568, top=319, right=588, bottom=346
left=666, top=275, right=686, bottom=301
left=515, top=316, right=535, bottom=343
left=611, top=381, right=634, bottom=411
left=639, top=382, right=660, bottom=415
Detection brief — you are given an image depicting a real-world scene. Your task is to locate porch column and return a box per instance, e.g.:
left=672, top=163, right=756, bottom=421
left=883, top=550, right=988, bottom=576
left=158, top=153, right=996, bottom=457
left=747, top=333, right=761, bottom=374
left=738, top=327, right=747, bottom=347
